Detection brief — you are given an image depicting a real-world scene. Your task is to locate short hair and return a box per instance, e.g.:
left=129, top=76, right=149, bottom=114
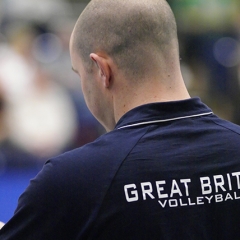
left=72, top=0, right=178, bottom=77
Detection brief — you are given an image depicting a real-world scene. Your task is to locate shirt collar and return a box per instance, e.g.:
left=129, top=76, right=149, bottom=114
left=115, top=97, right=213, bottom=130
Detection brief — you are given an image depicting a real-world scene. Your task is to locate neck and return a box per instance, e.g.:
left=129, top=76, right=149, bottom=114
left=112, top=73, right=190, bottom=125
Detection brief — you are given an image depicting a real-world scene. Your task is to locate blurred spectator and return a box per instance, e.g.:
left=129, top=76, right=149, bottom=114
left=0, top=25, right=78, bottom=163
left=0, top=0, right=101, bottom=223
left=0, top=20, right=104, bottom=165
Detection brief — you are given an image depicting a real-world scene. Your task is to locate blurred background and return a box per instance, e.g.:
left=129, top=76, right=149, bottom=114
left=0, top=0, right=240, bottom=222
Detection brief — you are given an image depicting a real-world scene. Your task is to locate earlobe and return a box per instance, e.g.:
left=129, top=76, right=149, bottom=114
left=90, top=53, right=111, bottom=88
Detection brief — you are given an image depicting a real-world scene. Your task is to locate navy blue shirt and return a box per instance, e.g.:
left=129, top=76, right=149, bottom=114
left=1, top=98, right=240, bottom=239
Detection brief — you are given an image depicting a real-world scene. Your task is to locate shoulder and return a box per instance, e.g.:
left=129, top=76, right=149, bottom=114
left=208, top=114, right=240, bottom=136
left=3, top=126, right=150, bottom=239
left=49, top=126, right=150, bottom=172
left=27, top=126, right=150, bottom=203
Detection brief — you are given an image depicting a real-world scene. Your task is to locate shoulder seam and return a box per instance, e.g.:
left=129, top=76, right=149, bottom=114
left=210, top=117, right=240, bottom=136
left=87, top=125, right=151, bottom=234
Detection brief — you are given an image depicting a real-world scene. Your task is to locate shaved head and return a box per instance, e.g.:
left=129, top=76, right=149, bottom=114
left=72, top=0, right=179, bottom=78
left=70, top=0, right=189, bottom=131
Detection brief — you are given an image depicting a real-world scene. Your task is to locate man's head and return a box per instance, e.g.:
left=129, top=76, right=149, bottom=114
left=71, top=0, right=178, bottom=77
left=70, top=0, right=188, bottom=131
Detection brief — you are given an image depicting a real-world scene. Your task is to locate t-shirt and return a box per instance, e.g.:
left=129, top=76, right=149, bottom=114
left=1, top=97, right=240, bottom=240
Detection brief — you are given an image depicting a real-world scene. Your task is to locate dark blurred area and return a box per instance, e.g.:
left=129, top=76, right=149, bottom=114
left=0, top=0, right=239, bottom=222
left=169, top=0, right=240, bottom=124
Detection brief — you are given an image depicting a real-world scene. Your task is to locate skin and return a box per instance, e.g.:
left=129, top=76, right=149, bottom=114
left=69, top=0, right=190, bottom=132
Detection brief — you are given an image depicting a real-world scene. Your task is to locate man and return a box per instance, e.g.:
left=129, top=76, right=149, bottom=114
left=1, top=0, right=240, bottom=239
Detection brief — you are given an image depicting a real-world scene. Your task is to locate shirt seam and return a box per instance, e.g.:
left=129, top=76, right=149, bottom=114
left=209, top=117, right=240, bottom=136
left=86, top=125, right=152, bottom=238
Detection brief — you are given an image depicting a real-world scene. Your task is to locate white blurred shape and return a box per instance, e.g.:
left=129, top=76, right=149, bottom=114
left=3, top=0, right=71, bottom=22
left=0, top=45, right=35, bottom=102
left=0, top=44, right=77, bottom=158
left=5, top=83, right=77, bottom=157
left=0, top=221, right=4, bottom=229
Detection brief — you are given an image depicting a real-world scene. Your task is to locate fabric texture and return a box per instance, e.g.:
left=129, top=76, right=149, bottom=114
left=1, top=97, right=240, bottom=240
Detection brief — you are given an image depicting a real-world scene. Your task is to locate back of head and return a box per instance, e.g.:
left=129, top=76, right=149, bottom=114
left=72, top=0, right=179, bottom=79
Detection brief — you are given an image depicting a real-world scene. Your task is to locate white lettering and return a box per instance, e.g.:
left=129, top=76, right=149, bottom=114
left=200, top=177, right=212, bottom=195
left=214, top=175, right=226, bottom=192
left=124, top=184, right=138, bottom=202
left=170, top=180, right=182, bottom=197
left=188, top=198, right=196, bottom=206
left=227, top=173, right=232, bottom=191
left=197, top=197, right=204, bottom=205
left=169, top=199, right=178, bottom=207
left=205, top=195, right=213, bottom=203
left=234, top=191, right=240, bottom=199
left=215, top=194, right=223, bottom=202
left=180, top=179, right=191, bottom=196
left=141, top=182, right=155, bottom=200
left=232, top=172, right=240, bottom=189
left=156, top=181, right=168, bottom=199
left=225, top=193, right=233, bottom=201
left=125, top=172, right=240, bottom=207
left=179, top=198, right=188, bottom=206
left=158, top=200, right=167, bottom=208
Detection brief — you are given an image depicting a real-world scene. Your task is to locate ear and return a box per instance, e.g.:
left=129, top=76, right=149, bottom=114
left=90, top=53, right=111, bottom=88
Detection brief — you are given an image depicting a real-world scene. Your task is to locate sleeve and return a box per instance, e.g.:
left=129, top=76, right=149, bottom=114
left=0, top=160, right=80, bottom=240
left=0, top=128, right=147, bottom=240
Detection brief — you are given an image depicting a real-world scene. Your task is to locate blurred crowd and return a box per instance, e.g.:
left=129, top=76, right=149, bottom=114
left=0, top=0, right=105, bottom=171
left=0, top=0, right=239, bottom=169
